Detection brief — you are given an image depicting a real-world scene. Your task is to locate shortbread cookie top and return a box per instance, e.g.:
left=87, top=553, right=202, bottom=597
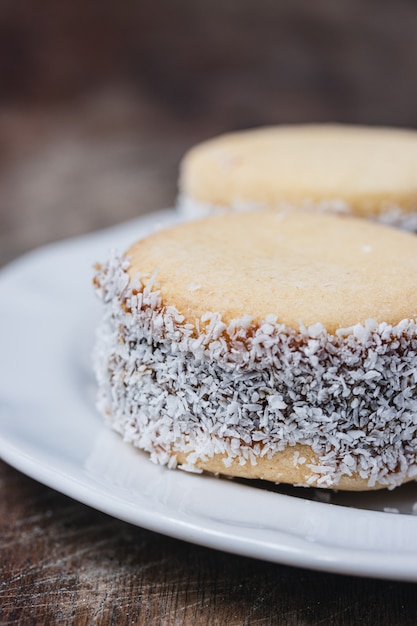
left=126, top=211, right=417, bottom=333
left=179, top=125, right=417, bottom=216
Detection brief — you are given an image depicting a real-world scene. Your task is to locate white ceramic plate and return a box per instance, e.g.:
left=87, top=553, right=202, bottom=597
left=2, top=209, right=417, bottom=582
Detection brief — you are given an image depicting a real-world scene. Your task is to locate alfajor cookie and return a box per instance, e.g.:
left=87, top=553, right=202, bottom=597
left=94, top=210, right=417, bottom=490
left=178, top=124, right=417, bottom=229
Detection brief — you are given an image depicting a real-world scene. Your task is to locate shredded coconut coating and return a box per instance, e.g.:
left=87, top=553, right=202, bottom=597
left=177, top=194, right=417, bottom=232
left=93, top=252, right=417, bottom=489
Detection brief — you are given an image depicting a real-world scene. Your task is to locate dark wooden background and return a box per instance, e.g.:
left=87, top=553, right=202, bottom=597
left=1, top=1, right=417, bottom=623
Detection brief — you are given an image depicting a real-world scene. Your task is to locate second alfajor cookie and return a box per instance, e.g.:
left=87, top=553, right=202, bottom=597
left=178, top=124, right=417, bottom=229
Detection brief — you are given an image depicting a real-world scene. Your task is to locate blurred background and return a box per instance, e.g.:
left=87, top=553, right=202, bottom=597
left=1, top=0, right=417, bottom=266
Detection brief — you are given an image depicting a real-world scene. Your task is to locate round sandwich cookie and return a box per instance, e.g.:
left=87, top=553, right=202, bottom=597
left=178, top=124, right=417, bottom=229
left=94, top=210, right=417, bottom=490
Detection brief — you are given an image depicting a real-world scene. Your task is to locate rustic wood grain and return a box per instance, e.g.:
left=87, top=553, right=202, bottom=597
left=2, top=460, right=417, bottom=626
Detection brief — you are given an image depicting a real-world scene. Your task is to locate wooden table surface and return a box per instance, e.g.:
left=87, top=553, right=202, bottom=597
left=2, top=2, right=417, bottom=622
